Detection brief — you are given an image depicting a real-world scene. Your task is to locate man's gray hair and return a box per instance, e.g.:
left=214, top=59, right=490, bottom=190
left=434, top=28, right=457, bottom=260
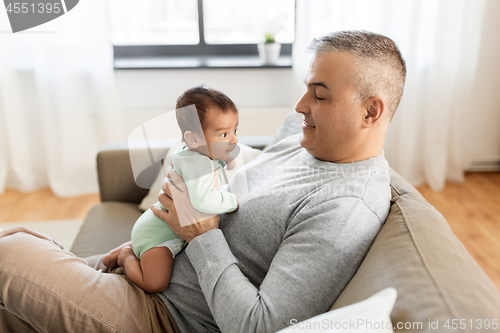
left=309, top=30, right=406, bottom=119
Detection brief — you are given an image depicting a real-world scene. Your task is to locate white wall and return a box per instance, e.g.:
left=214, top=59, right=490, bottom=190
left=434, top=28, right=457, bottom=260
left=115, top=68, right=294, bottom=139
left=462, top=0, right=500, bottom=171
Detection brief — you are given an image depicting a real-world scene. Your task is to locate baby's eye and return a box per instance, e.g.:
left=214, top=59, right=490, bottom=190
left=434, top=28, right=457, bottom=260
left=234, top=129, right=238, bottom=135
left=220, top=133, right=227, bottom=138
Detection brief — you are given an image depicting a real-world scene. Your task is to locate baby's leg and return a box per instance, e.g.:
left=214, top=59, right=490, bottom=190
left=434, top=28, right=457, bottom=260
left=120, top=246, right=174, bottom=293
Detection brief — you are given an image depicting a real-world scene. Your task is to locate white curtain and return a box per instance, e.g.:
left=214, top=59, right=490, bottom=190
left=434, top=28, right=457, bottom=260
left=0, top=0, right=123, bottom=197
left=293, top=0, right=487, bottom=190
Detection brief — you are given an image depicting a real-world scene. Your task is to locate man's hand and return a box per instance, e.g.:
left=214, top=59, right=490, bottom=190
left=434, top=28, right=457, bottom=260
left=151, top=170, right=220, bottom=243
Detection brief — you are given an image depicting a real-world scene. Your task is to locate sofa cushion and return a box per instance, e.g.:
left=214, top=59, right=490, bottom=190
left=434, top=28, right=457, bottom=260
left=263, top=110, right=302, bottom=151
left=279, top=288, right=397, bottom=332
left=331, top=169, right=500, bottom=332
left=70, top=202, right=140, bottom=258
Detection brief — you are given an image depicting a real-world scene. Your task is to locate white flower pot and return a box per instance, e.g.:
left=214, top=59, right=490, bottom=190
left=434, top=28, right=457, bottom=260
left=258, top=43, right=281, bottom=65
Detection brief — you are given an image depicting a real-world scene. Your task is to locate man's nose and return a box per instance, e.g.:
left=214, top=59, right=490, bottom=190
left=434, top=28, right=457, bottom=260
left=295, top=92, right=309, bottom=114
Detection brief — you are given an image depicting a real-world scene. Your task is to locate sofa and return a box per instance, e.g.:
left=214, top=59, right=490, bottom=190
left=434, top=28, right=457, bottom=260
left=71, top=133, right=500, bottom=332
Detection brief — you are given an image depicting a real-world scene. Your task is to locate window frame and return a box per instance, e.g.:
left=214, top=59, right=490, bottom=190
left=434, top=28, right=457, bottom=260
left=113, top=0, right=294, bottom=67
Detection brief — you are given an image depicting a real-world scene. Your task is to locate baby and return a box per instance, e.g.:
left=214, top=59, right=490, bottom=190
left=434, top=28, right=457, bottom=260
left=103, top=86, right=239, bottom=293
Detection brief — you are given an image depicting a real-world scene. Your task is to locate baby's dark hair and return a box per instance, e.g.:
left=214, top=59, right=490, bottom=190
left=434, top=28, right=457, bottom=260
left=175, top=85, right=238, bottom=139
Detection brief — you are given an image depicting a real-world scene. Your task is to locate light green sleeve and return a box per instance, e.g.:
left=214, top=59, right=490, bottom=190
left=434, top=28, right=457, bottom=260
left=172, top=151, right=238, bottom=214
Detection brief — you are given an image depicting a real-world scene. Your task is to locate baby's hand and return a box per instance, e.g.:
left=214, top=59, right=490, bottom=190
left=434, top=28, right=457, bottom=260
left=226, top=159, right=237, bottom=171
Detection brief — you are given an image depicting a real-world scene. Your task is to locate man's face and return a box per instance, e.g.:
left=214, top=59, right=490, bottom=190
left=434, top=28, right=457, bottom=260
left=295, top=51, right=367, bottom=163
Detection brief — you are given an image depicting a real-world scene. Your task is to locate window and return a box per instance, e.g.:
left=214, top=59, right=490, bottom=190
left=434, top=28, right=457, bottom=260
left=110, top=0, right=200, bottom=46
left=202, top=0, right=294, bottom=44
left=109, top=0, right=295, bottom=68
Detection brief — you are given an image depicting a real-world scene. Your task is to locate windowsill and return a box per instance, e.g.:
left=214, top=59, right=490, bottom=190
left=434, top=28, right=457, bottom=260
left=113, top=55, right=292, bottom=70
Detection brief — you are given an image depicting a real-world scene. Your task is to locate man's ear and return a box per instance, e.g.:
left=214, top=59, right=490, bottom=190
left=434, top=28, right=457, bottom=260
left=184, top=131, right=199, bottom=149
left=363, top=97, right=385, bottom=127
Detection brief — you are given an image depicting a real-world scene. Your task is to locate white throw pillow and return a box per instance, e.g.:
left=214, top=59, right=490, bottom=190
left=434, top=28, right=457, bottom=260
left=277, top=288, right=397, bottom=333
left=138, top=139, right=262, bottom=212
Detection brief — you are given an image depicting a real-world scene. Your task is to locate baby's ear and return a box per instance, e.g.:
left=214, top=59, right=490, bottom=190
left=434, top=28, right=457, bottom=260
left=184, top=131, right=199, bottom=149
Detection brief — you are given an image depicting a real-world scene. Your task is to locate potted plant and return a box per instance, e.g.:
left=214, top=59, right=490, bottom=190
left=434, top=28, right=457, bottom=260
left=258, top=33, right=281, bottom=65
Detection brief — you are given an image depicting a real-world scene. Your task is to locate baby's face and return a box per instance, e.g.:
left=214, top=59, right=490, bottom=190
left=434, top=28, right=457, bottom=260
left=198, top=108, right=238, bottom=161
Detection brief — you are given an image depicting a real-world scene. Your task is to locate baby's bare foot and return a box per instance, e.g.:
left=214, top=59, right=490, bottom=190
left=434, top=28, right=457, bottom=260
left=117, top=246, right=135, bottom=267
left=103, top=241, right=132, bottom=268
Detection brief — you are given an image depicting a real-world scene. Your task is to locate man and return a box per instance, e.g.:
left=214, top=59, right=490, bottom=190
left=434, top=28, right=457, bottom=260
left=0, top=30, right=406, bottom=332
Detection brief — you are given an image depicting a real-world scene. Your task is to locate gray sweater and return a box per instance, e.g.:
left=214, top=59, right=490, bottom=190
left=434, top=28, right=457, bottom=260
left=158, top=134, right=391, bottom=333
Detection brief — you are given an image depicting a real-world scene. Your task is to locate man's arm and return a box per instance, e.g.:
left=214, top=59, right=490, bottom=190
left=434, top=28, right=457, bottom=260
left=186, top=199, right=381, bottom=332
left=153, top=183, right=382, bottom=332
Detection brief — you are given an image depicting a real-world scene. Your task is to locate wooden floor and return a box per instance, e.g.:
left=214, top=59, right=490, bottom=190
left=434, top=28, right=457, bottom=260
left=0, top=189, right=100, bottom=222
left=0, top=172, right=499, bottom=290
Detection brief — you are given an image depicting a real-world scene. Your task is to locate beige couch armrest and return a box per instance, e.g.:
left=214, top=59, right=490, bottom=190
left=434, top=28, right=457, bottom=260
left=97, top=141, right=170, bottom=203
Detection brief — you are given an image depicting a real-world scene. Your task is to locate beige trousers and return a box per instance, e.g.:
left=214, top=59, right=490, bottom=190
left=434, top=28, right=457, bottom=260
left=0, top=230, right=179, bottom=333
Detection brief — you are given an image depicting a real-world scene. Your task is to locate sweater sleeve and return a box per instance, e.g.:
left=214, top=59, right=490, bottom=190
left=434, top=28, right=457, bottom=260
left=185, top=197, right=382, bottom=333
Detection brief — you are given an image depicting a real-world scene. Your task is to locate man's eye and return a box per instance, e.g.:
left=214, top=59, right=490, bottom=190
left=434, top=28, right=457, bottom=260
left=220, top=133, right=227, bottom=138
left=315, top=96, right=324, bottom=101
